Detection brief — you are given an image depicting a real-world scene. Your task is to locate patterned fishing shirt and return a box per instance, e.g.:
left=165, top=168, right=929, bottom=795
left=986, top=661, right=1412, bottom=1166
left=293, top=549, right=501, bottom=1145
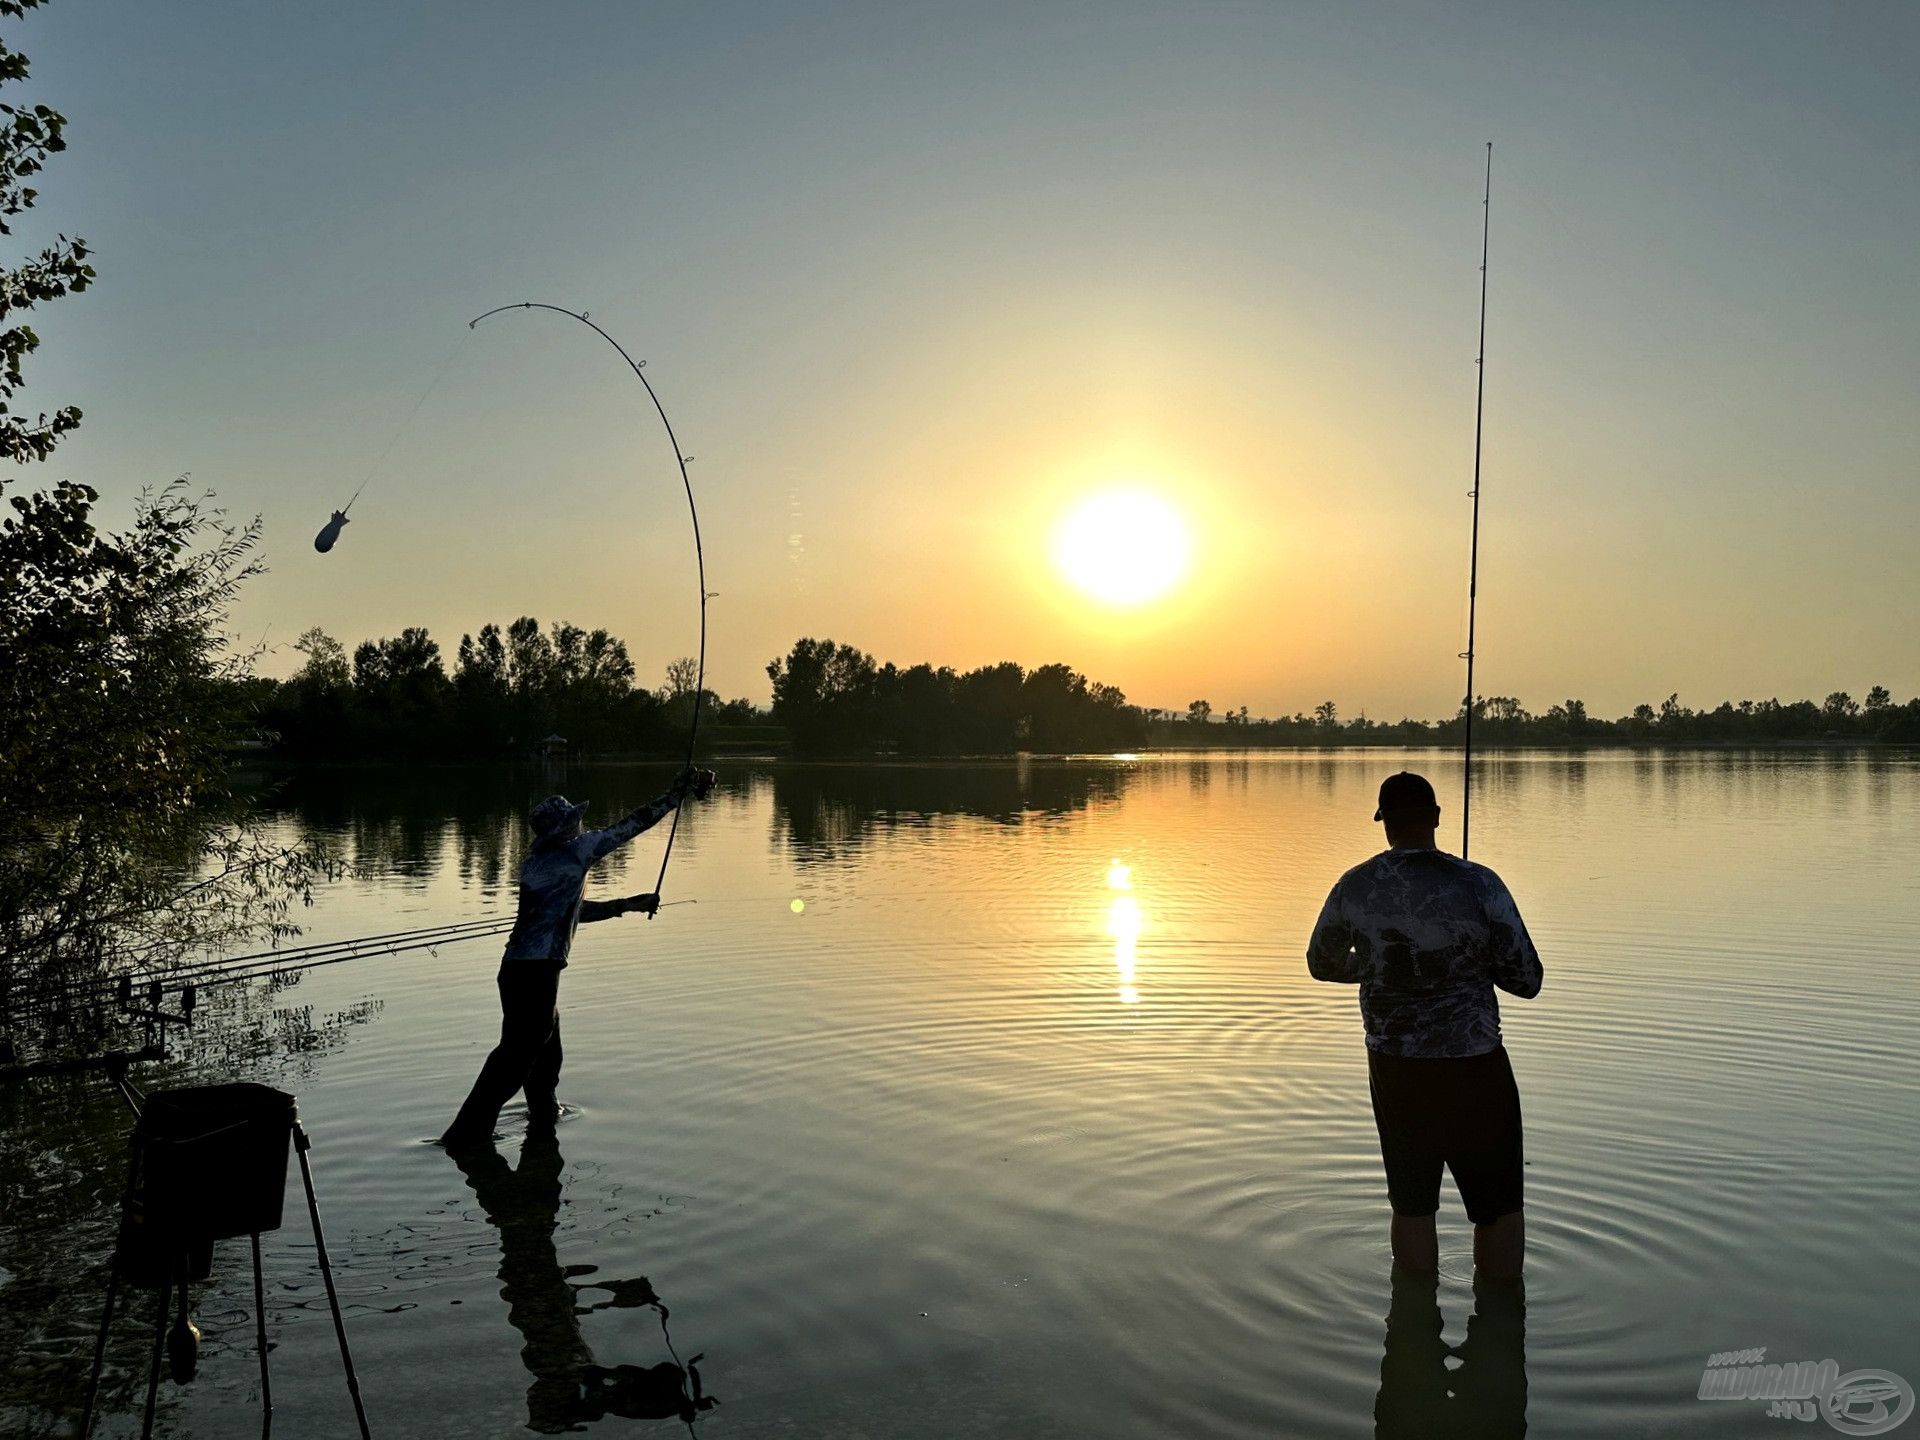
left=500, top=792, right=681, bottom=967
left=1306, top=847, right=1543, bottom=1058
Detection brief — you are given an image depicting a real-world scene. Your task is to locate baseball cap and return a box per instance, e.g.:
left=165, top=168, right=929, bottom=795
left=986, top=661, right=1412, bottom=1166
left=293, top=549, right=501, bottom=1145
left=529, top=794, right=590, bottom=836
left=1373, top=772, right=1438, bottom=822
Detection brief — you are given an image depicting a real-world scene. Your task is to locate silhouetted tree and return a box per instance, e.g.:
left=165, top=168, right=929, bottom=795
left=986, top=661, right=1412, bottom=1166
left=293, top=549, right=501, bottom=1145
left=767, top=637, right=883, bottom=753
left=349, top=627, right=448, bottom=753
left=2, top=481, right=329, bottom=1030
left=0, top=15, right=326, bottom=1035
left=257, top=616, right=690, bottom=759
left=0, top=0, right=93, bottom=464
left=663, top=655, right=699, bottom=699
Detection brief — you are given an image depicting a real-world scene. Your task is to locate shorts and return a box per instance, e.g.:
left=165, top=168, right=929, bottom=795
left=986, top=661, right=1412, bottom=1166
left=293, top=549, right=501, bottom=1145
left=1367, top=1044, right=1524, bottom=1225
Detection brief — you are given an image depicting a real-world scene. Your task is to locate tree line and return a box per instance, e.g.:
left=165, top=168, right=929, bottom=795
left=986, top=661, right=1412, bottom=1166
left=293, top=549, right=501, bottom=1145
left=1149, top=689, right=1920, bottom=747
left=253, top=630, right=1151, bottom=759
left=766, top=637, right=1146, bottom=754
left=249, top=621, right=761, bottom=759
left=253, top=624, right=1920, bottom=759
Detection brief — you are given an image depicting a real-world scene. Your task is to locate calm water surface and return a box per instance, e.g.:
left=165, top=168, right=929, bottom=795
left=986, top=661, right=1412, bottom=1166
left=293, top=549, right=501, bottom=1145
left=4, top=750, right=1918, bottom=1438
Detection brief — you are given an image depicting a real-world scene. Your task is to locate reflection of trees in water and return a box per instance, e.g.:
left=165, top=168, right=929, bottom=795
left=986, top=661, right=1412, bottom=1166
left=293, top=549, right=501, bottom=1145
left=253, top=762, right=1137, bottom=881
left=0, top=987, right=381, bottom=1437
left=256, top=766, right=535, bottom=888
left=254, top=765, right=697, bottom=896
left=1179, top=756, right=1253, bottom=795
left=455, top=1138, right=716, bottom=1433
left=767, top=761, right=1135, bottom=864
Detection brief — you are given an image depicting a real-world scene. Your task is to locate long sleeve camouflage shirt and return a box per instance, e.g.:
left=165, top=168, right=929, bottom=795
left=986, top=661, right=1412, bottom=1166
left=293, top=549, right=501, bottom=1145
left=500, top=791, right=682, bottom=967
left=1306, top=846, right=1542, bottom=1058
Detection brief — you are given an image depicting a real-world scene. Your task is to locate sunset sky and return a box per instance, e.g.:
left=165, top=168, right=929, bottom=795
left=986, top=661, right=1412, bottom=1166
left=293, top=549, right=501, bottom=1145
left=20, top=1, right=1920, bottom=719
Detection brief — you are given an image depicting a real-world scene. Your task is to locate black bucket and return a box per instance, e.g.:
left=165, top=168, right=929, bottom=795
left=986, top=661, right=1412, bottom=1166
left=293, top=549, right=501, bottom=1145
left=118, top=1084, right=297, bottom=1283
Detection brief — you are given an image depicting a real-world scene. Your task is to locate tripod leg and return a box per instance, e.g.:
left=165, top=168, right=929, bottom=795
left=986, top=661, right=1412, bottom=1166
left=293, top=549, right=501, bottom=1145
left=141, top=1274, right=170, bottom=1440
left=84, top=1113, right=148, bottom=1437
left=77, top=1264, right=120, bottom=1438
left=294, top=1123, right=372, bottom=1440
left=253, top=1231, right=273, bottom=1439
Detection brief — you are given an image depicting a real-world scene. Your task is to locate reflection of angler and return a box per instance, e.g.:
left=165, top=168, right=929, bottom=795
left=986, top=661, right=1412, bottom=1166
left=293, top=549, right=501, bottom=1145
left=1374, top=1266, right=1526, bottom=1440
left=456, top=1137, right=718, bottom=1432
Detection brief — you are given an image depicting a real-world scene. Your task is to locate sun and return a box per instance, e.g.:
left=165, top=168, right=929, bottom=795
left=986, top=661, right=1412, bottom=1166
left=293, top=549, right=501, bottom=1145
left=1052, top=489, right=1192, bottom=607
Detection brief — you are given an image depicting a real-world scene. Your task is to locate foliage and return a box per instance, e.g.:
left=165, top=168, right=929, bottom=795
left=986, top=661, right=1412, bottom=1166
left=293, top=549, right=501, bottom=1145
left=0, top=0, right=91, bottom=465
left=0, top=478, right=332, bottom=1038
left=1145, top=689, right=1920, bottom=748
left=257, top=623, right=756, bottom=759
left=0, top=5, right=333, bottom=1048
left=767, top=638, right=1145, bottom=755
left=259, top=620, right=1920, bottom=758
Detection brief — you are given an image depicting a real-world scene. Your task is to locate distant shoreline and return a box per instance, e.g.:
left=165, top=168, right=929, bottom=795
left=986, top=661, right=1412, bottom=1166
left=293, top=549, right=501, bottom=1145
left=232, top=735, right=1907, bottom=770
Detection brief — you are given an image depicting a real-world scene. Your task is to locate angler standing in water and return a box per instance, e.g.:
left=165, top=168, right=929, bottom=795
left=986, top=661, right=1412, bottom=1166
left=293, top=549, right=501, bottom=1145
left=440, top=768, right=716, bottom=1149
left=1306, top=772, right=1542, bottom=1278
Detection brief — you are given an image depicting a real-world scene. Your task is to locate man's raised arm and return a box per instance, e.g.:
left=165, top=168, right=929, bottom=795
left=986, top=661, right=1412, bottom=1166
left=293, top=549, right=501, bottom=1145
left=579, top=769, right=712, bottom=863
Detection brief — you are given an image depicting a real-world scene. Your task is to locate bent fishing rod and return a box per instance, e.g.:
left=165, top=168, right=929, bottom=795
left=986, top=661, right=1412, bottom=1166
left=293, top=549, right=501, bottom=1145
left=468, top=303, right=710, bottom=910
left=1460, top=142, right=1492, bottom=861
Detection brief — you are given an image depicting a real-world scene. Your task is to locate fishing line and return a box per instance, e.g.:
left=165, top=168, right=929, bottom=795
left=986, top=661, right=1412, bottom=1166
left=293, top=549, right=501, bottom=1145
left=345, top=331, right=471, bottom=512
left=314, top=330, right=472, bottom=552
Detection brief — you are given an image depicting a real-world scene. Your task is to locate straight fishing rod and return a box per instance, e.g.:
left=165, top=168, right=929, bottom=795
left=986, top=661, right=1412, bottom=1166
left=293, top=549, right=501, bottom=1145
left=158, top=922, right=515, bottom=993
left=7, top=926, right=516, bottom=1028
left=176, top=900, right=704, bottom=991
left=9, top=896, right=704, bottom=1027
left=1461, top=141, right=1492, bottom=861
left=23, top=916, right=519, bottom=1010
left=467, top=303, right=710, bottom=910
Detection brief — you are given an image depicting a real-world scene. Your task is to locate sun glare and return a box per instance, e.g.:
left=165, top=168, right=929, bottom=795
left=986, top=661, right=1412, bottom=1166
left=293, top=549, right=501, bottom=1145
left=1053, top=490, right=1192, bottom=608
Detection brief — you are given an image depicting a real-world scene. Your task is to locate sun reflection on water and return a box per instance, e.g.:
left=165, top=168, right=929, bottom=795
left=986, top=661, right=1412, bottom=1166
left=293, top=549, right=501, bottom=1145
left=1106, top=858, right=1141, bottom=1005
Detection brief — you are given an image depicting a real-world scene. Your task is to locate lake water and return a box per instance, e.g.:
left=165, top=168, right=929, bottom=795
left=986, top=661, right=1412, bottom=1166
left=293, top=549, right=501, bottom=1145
left=4, top=750, right=1918, bottom=1438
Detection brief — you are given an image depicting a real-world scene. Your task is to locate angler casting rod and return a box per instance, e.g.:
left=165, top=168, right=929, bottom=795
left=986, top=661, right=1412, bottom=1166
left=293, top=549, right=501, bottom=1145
left=468, top=303, right=710, bottom=910
left=1460, top=142, right=1492, bottom=861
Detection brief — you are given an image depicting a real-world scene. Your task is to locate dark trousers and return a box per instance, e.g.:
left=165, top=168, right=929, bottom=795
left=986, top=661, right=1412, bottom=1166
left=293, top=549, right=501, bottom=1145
left=444, top=962, right=565, bottom=1143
